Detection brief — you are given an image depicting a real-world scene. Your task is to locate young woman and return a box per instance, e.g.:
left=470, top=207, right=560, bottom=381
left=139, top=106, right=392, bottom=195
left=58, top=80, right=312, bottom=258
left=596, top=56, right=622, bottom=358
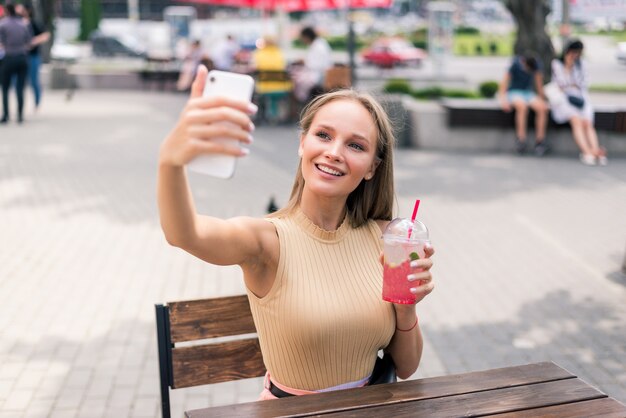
left=550, top=39, right=607, bottom=165
left=17, top=4, right=50, bottom=110
left=157, top=65, right=435, bottom=398
left=498, top=54, right=549, bottom=156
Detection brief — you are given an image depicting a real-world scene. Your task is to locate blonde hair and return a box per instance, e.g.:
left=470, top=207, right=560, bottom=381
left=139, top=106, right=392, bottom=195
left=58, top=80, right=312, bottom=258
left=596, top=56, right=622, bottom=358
left=270, top=90, right=396, bottom=228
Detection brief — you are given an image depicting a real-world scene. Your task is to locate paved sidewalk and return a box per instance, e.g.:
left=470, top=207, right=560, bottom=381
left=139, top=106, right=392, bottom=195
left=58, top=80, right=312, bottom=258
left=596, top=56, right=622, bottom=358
left=1, top=90, right=625, bottom=418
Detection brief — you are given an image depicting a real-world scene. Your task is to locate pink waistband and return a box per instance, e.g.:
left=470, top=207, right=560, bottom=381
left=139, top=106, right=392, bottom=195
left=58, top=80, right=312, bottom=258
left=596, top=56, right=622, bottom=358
left=264, top=372, right=370, bottom=396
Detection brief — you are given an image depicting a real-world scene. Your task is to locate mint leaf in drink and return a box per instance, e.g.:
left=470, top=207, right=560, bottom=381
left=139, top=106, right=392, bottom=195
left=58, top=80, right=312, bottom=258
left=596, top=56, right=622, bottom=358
left=410, top=252, right=420, bottom=261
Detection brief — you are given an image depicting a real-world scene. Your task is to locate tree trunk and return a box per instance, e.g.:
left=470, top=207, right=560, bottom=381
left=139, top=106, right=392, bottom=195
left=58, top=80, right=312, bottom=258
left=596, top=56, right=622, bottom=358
left=504, top=0, right=555, bottom=82
left=79, top=0, right=101, bottom=42
left=37, top=0, right=57, bottom=63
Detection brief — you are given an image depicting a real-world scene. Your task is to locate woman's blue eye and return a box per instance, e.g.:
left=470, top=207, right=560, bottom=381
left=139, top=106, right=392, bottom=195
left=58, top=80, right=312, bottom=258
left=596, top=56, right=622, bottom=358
left=349, top=143, right=364, bottom=151
left=316, top=131, right=331, bottom=140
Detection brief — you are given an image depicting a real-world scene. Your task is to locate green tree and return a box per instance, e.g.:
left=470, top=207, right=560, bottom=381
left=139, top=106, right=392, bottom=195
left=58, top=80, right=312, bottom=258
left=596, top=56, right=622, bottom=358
left=504, top=0, right=555, bottom=81
left=79, top=0, right=101, bottom=41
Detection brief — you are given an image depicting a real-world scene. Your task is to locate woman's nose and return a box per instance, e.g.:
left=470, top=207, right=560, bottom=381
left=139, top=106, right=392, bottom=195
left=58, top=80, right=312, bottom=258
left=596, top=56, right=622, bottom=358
left=325, top=142, right=343, bottom=161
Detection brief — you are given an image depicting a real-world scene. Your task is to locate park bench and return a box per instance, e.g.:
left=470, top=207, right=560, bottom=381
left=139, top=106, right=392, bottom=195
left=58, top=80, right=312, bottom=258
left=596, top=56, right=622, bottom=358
left=443, top=98, right=626, bottom=133
left=138, top=58, right=181, bottom=92
left=138, top=68, right=180, bottom=91
left=154, top=294, right=265, bottom=418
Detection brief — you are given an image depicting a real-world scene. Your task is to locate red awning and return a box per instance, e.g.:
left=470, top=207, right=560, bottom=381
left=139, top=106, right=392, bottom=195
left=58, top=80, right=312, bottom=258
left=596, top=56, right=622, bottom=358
left=177, top=0, right=391, bottom=12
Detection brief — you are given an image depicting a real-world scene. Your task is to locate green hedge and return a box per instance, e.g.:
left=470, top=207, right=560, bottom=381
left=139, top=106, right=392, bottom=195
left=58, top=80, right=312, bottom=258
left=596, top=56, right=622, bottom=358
left=479, top=81, right=499, bottom=98
left=383, top=79, right=498, bottom=100
left=383, top=79, right=412, bottom=95
left=455, top=26, right=480, bottom=35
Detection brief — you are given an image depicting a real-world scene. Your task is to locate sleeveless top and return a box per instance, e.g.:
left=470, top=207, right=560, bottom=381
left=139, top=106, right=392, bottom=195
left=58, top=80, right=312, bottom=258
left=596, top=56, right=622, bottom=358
left=246, top=208, right=395, bottom=390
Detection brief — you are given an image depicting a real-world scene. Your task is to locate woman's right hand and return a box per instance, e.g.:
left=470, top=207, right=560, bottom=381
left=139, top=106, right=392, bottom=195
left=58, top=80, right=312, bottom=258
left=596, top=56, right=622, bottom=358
left=159, top=65, right=257, bottom=168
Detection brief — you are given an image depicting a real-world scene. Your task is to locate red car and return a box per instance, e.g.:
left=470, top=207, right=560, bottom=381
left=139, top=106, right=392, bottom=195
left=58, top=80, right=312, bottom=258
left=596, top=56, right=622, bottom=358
left=362, top=38, right=426, bottom=68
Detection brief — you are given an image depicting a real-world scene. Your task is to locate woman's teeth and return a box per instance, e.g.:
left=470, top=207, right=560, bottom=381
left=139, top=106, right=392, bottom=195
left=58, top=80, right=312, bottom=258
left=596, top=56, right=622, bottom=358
left=317, top=165, right=343, bottom=176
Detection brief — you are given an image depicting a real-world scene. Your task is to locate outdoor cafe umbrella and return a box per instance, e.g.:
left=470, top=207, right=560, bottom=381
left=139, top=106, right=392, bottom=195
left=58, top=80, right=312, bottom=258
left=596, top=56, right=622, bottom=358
left=178, top=0, right=390, bottom=12
left=177, top=0, right=393, bottom=83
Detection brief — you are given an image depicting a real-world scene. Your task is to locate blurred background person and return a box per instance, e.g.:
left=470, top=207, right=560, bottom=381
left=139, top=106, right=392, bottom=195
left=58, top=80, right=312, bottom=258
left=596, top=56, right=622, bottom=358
left=211, top=34, right=239, bottom=72
left=253, top=35, right=286, bottom=73
left=497, top=53, right=549, bottom=156
left=252, top=35, right=292, bottom=124
left=550, top=39, right=607, bottom=166
left=0, top=3, right=32, bottom=124
left=177, top=39, right=208, bottom=92
left=17, top=4, right=50, bottom=111
left=291, top=26, right=332, bottom=104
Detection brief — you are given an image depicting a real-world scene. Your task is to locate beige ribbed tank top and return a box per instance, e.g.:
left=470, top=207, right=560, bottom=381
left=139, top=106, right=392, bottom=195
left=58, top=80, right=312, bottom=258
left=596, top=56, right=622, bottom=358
left=246, top=208, right=395, bottom=390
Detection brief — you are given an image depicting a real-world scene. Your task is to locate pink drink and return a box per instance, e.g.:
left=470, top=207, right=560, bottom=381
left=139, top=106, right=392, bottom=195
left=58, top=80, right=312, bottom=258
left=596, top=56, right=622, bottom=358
left=383, top=259, right=416, bottom=304
left=382, top=218, right=429, bottom=304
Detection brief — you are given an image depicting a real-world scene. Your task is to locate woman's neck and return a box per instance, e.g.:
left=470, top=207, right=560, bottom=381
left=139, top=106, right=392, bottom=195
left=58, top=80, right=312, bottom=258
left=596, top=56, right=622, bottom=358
left=299, top=191, right=347, bottom=231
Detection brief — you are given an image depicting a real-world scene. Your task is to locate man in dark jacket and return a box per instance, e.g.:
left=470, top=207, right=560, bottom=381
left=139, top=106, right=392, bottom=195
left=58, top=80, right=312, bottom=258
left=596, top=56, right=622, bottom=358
left=0, top=3, right=32, bottom=124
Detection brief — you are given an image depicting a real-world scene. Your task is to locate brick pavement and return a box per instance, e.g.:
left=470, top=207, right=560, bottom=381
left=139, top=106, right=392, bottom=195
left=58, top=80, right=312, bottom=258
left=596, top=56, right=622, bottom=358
left=1, top=90, right=625, bottom=418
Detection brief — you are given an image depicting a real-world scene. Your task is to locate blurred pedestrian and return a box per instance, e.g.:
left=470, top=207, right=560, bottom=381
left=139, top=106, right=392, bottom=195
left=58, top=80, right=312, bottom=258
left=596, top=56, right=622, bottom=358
left=252, top=36, right=292, bottom=123
left=549, top=39, right=607, bottom=166
left=0, top=3, right=32, bottom=124
left=497, top=53, right=549, bottom=156
left=291, top=26, right=332, bottom=104
left=17, top=4, right=50, bottom=110
left=253, top=36, right=286, bottom=72
left=177, top=39, right=207, bottom=92
left=253, top=36, right=291, bottom=91
left=211, top=34, right=239, bottom=72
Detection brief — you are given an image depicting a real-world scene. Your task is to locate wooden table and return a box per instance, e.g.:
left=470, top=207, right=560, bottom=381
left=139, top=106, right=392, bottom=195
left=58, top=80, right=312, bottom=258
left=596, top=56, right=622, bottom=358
left=185, top=362, right=626, bottom=417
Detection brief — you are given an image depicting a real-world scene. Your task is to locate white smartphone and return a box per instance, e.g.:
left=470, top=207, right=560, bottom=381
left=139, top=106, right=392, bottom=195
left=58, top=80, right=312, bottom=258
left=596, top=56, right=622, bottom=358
left=187, top=70, right=255, bottom=178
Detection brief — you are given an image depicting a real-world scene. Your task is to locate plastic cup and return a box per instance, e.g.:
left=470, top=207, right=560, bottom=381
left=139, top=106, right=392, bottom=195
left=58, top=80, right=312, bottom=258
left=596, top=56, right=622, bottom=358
left=382, top=218, right=430, bottom=304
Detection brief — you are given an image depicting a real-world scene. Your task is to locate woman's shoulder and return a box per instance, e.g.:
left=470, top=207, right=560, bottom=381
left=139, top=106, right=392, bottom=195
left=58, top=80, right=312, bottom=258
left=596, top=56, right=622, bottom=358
left=373, top=219, right=390, bottom=235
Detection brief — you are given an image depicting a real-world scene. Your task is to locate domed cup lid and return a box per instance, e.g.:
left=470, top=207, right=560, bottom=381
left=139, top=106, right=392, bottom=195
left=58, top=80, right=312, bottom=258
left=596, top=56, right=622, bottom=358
left=383, top=217, right=429, bottom=241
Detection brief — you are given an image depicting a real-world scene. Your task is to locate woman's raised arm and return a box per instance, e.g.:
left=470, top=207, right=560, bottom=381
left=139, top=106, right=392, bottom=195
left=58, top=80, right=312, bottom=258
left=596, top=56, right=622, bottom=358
left=157, top=66, right=264, bottom=267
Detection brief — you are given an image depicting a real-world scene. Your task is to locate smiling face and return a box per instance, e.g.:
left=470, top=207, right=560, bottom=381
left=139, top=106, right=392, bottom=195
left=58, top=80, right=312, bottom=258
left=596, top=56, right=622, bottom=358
left=298, top=99, right=380, bottom=201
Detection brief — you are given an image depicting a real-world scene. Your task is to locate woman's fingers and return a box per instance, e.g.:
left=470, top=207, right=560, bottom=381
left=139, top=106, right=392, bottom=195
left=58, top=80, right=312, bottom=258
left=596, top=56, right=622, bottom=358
left=188, top=95, right=258, bottom=115
left=190, top=65, right=208, bottom=99
left=189, top=138, right=249, bottom=157
left=187, top=123, right=253, bottom=145
left=410, top=280, right=434, bottom=296
left=424, top=245, right=435, bottom=258
left=185, top=107, right=254, bottom=133
left=410, top=257, right=433, bottom=271
left=407, top=271, right=431, bottom=282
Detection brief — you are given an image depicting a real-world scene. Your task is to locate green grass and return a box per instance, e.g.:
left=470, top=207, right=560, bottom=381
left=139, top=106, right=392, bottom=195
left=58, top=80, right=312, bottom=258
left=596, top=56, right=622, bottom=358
left=613, top=32, right=626, bottom=42
left=589, top=84, right=626, bottom=93
left=453, top=34, right=514, bottom=56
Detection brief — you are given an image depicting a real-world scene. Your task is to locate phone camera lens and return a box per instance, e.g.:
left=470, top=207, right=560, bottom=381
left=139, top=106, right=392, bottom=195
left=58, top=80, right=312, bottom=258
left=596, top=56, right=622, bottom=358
left=209, top=76, right=216, bottom=83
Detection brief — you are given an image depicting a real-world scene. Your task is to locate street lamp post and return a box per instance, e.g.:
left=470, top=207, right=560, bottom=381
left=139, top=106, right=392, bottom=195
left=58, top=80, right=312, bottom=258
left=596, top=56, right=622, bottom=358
left=560, top=0, right=571, bottom=49
left=347, top=8, right=357, bottom=86
left=128, top=0, right=139, bottom=22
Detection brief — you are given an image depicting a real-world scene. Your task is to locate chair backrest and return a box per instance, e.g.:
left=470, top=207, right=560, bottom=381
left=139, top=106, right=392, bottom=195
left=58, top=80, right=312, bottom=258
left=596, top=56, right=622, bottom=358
left=324, top=65, right=352, bottom=92
left=254, top=69, right=291, bottom=83
left=155, top=295, right=265, bottom=418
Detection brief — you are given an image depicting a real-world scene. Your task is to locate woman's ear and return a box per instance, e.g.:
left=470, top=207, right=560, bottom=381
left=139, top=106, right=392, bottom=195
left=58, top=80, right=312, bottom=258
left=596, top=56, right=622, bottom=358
left=365, top=158, right=381, bottom=181
left=298, top=133, right=305, bottom=157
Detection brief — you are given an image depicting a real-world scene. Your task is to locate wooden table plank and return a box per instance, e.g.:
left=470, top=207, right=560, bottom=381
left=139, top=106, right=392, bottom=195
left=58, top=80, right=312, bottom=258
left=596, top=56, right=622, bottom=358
left=313, top=378, right=606, bottom=418
left=186, top=362, right=574, bottom=418
left=487, top=397, right=626, bottom=418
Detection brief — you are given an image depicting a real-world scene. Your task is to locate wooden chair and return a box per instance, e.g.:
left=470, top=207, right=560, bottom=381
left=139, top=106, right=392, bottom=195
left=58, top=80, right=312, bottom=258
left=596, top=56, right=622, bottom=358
left=324, top=65, right=352, bottom=92
left=155, top=295, right=265, bottom=418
